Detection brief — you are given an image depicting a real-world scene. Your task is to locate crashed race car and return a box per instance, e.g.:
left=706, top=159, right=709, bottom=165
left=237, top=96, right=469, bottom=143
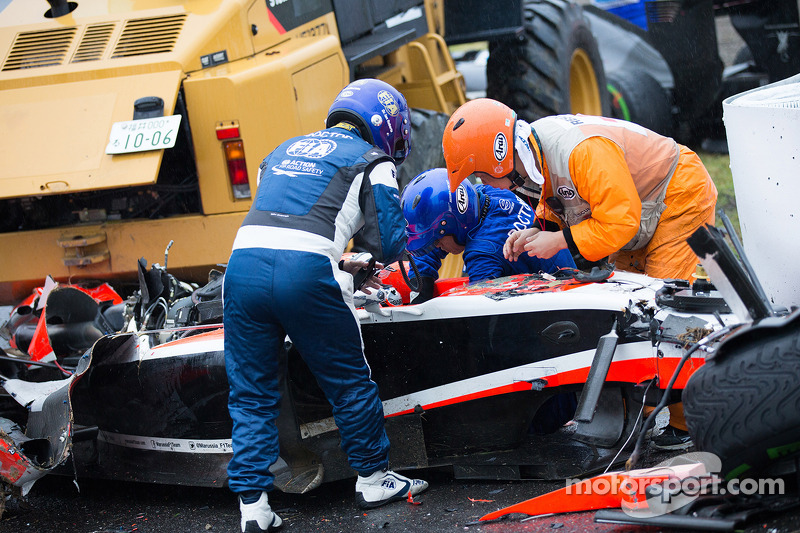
left=0, top=243, right=738, bottom=501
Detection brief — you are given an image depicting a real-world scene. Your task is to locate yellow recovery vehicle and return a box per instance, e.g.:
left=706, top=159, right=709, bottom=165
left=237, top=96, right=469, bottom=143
left=0, top=0, right=609, bottom=303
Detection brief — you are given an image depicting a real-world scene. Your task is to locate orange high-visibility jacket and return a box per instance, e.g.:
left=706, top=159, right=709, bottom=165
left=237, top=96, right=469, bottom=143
left=531, top=115, right=716, bottom=278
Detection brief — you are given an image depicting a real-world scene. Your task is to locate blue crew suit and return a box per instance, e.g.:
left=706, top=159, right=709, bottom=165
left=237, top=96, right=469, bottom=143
left=415, top=185, right=575, bottom=281
left=223, top=126, right=406, bottom=495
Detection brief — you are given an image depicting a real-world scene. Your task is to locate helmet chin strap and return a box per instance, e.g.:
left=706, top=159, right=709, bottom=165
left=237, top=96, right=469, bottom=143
left=514, top=120, right=544, bottom=185
left=507, top=170, right=527, bottom=190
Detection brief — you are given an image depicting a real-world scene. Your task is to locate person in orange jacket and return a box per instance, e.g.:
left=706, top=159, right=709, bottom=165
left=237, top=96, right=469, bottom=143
left=441, top=98, right=718, bottom=450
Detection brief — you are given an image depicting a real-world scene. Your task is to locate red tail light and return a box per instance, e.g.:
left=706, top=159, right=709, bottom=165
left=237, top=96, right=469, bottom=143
left=223, top=140, right=250, bottom=199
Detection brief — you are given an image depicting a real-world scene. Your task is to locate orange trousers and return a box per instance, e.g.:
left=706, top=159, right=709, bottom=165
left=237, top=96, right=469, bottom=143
left=616, top=147, right=716, bottom=431
left=611, top=146, right=718, bottom=281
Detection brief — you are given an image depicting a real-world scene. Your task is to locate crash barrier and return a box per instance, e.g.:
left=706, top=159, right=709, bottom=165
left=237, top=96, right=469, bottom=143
left=723, top=73, right=800, bottom=310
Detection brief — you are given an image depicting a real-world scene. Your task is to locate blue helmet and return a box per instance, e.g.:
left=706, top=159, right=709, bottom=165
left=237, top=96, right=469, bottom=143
left=400, top=168, right=482, bottom=257
left=326, top=79, right=411, bottom=164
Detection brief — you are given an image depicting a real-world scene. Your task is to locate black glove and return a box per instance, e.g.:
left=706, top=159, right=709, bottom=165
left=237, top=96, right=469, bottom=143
left=410, top=276, right=436, bottom=304
left=571, top=251, right=612, bottom=273
left=572, top=255, right=614, bottom=282
left=573, top=264, right=613, bottom=282
left=352, top=257, right=377, bottom=291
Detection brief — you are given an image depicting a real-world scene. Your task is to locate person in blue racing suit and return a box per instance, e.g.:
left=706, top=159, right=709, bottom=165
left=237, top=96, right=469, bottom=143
left=224, top=79, right=428, bottom=533
left=401, top=168, right=576, bottom=302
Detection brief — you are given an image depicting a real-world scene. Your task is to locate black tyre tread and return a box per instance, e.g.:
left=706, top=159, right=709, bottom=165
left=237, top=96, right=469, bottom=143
left=486, top=0, right=610, bottom=122
left=606, top=69, right=673, bottom=137
left=396, top=108, right=448, bottom=191
left=683, top=325, right=800, bottom=478
left=732, top=44, right=753, bottom=66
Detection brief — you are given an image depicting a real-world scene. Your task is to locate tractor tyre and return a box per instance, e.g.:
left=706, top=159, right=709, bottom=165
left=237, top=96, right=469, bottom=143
left=486, top=0, right=610, bottom=122
left=396, top=108, right=449, bottom=191
left=733, top=44, right=753, bottom=66
left=607, top=69, right=673, bottom=138
left=683, top=322, right=800, bottom=480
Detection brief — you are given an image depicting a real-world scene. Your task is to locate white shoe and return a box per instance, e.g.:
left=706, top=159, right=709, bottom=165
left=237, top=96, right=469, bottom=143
left=240, top=492, right=283, bottom=532
left=355, top=469, right=429, bottom=509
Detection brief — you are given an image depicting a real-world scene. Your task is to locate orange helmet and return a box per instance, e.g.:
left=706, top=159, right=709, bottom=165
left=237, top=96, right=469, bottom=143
left=442, top=98, right=517, bottom=192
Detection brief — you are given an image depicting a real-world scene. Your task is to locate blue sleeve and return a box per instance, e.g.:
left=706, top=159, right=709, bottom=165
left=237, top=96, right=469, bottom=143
left=466, top=186, right=575, bottom=279
left=463, top=239, right=507, bottom=282
left=412, top=247, right=447, bottom=279
left=359, top=160, right=407, bottom=264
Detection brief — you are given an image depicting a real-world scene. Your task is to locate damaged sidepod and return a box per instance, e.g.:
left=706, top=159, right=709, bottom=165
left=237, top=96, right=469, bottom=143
left=1, top=267, right=737, bottom=495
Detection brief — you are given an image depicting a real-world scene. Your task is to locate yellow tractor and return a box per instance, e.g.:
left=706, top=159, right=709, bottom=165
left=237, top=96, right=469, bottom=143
left=0, top=0, right=609, bottom=303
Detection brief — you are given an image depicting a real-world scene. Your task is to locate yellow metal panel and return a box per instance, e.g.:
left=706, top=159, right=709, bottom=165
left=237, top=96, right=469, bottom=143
left=0, top=68, right=182, bottom=198
left=248, top=0, right=285, bottom=53
left=185, top=2, right=254, bottom=69
left=0, top=1, right=225, bottom=25
left=184, top=32, right=346, bottom=215
left=0, top=212, right=247, bottom=305
left=292, top=54, right=348, bottom=134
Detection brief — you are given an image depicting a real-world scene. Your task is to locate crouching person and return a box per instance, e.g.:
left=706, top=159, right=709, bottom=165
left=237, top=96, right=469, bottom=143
left=400, top=168, right=575, bottom=303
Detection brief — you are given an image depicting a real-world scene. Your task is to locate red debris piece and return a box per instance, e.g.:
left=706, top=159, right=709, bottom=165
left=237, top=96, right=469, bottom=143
left=407, top=491, right=422, bottom=505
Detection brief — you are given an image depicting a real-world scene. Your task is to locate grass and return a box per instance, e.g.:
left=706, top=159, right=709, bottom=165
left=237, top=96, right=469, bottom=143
left=697, top=150, right=740, bottom=239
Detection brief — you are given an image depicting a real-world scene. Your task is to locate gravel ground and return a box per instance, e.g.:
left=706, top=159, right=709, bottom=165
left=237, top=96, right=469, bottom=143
left=3, top=441, right=800, bottom=533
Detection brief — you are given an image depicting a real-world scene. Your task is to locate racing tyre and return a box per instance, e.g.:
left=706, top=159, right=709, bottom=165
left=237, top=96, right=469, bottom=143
left=607, top=69, right=673, bottom=138
left=683, top=321, right=800, bottom=480
left=486, top=0, right=610, bottom=122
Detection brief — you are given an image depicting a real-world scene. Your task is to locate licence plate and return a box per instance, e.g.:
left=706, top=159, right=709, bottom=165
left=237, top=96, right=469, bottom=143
left=105, top=114, right=182, bottom=155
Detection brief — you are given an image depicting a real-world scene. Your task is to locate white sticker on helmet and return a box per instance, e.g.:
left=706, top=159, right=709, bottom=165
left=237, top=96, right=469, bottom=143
left=377, top=90, right=399, bottom=116
left=493, top=132, right=508, bottom=162
left=456, top=184, right=469, bottom=214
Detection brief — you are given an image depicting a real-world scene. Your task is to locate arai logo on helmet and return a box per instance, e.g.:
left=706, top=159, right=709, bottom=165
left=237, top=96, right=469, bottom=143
left=493, top=133, right=508, bottom=162
left=456, top=184, right=469, bottom=214
left=339, top=90, right=354, bottom=98
left=377, top=90, right=399, bottom=116
left=287, top=138, right=337, bottom=159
